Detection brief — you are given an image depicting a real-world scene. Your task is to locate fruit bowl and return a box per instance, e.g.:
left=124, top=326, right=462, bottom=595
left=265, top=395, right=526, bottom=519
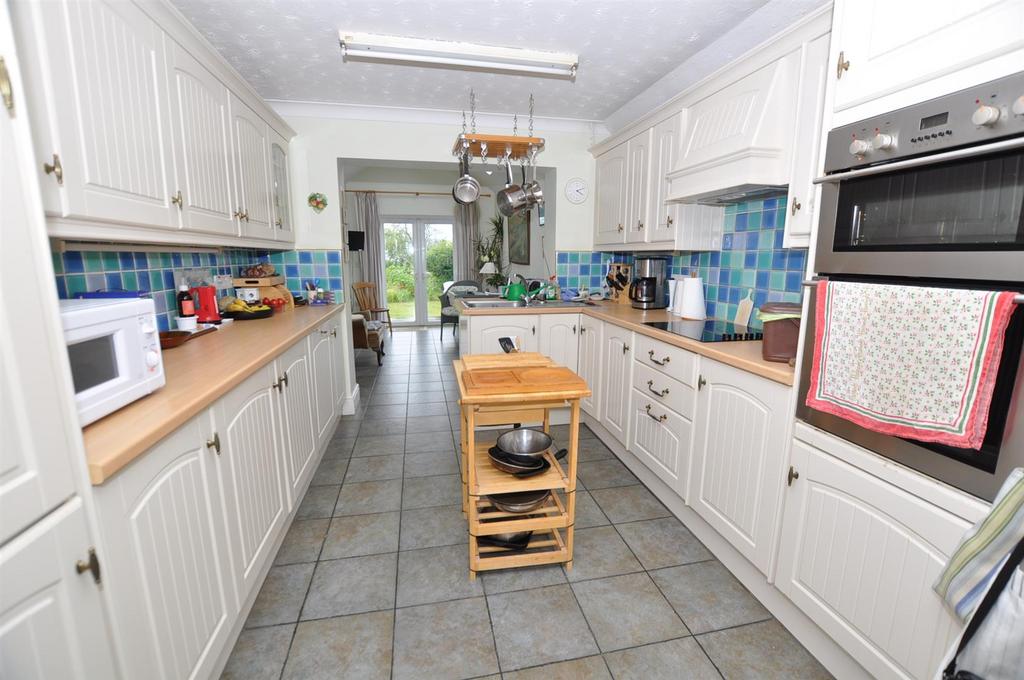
left=222, top=307, right=273, bottom=320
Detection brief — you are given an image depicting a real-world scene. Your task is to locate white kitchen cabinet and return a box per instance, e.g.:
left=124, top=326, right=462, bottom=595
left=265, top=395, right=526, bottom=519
left=470, top=314, right=541, bottom=354
left=93, top=416, right=234, bottom=680
left=625, top=129, right=652, bottom=244
left=213, top=363, right=287, bottom=600
left=276, top=338, right=317, bottom=504
left=578, top=317, right=604, bottom=419
left=230, top=94, right=274, bottom=241
left=310, top=321, right=337, bottom=448
left=14, top=0, right=176, bottom=228
left=783, top=32, right=829, bottom=248
left=539, top=313, right=580, bottom=371
left=594, top=142, right=628, bottom=245
left=690, top=358, right=789, bottom=575
left=777, top=439, right=973, bottom=680
left=601, top=323, right=633, bottom=446
left=648, top=114, right=682, bottom=243
left=167, top=40, right=238, bottom=237
left=270, top=130, right=294, bottom=242
left=629, top=388, right=692, bottom=499
left=0, top=497, right=118, bottom=680
left=328, top=316, right=347, bottom=414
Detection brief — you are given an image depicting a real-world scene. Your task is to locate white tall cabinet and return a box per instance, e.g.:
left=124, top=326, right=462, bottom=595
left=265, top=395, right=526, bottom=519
left=0, top=6, right=118, bottom=673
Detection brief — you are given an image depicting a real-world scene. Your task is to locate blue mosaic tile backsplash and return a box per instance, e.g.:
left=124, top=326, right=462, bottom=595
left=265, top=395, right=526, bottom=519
left=557, top=197, right=806, bottom=330
left=52, top=246, right=345, bottom=331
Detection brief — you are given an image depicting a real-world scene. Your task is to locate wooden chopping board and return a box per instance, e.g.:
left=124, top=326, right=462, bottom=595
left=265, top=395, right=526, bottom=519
left=461, top=352, right=551, bottom=371
left=462, top=366, right=588, bottom=397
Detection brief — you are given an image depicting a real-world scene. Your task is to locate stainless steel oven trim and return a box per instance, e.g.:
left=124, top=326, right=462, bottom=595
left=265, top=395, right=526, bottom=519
left=814, top=135, right=1024, bottom=184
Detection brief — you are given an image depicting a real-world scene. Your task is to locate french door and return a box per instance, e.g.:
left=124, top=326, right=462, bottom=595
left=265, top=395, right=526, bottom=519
left=382, top=218, right=454, bottom=325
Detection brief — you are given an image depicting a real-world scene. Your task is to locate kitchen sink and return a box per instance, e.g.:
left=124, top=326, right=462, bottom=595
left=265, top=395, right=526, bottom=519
left=460, top=299, right=590, bottom=309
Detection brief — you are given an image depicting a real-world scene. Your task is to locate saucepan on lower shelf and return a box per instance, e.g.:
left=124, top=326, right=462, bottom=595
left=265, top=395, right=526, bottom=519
left=478, top=531, right=533, bottom=551
left=487, top=489, right=551, bottom=513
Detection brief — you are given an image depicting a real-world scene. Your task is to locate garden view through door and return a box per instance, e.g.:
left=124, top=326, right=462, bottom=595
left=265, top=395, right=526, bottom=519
left=382, top=219, right=454, bottom=324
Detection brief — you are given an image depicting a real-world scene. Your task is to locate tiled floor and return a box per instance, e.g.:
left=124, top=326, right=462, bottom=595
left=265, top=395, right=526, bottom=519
left=222, top=329, right=832, bottom=680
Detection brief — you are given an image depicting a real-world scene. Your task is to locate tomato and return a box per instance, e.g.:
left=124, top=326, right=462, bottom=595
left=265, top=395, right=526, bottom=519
left=262, top=297, right=271, bottom=305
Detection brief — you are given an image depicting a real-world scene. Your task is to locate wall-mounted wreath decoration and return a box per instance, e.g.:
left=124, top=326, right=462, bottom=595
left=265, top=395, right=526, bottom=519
left=307, top=192, right=328, bottom=213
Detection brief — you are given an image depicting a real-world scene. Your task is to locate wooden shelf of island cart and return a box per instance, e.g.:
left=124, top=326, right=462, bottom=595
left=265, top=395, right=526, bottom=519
left=470, top=527, right=570, bottom=573
left=452, top=133, right=545, bottom=161
left=469, top=489, right=574, bottom=535
left=467, top=442, right=571, bottom=496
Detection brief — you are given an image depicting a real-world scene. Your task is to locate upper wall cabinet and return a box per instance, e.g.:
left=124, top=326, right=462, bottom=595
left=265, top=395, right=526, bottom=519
left=595, top=142, right=628, bottom=246
left=648, top=113, right=682, bottom=244
left=624, top=129, right=652, bottom=244
left=271, top=132, right=294, bottom=239
left=11, top=0, right=294, bottom=248
left=829, top=0, right=1024, bottom=125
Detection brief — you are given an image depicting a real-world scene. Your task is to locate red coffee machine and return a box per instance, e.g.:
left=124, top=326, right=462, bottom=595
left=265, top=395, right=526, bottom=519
left=190, top=286, right=222, bottom=323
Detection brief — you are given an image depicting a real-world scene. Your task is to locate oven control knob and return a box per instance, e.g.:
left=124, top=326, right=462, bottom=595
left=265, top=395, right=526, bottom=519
left=1012, top=96, right=1024, bottom=116
left=972, top=104, right=1001, bottom=126
left=872, top=133, right=895, bottom=150
left=145, top=350, right=160, bottom=368
left=848, top=138, right=871, bottom=156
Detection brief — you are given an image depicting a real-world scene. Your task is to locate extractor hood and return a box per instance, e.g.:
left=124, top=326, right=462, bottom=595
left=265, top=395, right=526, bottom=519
left=666, top=53, right=799, bottom=204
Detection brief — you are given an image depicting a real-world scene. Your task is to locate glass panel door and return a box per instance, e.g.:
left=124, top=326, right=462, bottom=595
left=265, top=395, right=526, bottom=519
left=382, top=218, right=454, bottom=325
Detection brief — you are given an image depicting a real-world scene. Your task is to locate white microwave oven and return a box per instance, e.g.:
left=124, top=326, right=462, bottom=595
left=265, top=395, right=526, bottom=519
left=59, top=298, right=165, bottom=426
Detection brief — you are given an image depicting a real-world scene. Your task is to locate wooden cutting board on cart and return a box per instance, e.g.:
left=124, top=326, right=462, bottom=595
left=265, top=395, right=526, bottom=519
left=461, top=352, right=551, bottom=371
left=462, top=365, right=588, bottom=397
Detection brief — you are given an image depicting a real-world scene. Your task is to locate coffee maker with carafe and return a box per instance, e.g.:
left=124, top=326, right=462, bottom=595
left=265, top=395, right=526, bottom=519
left=628, top=256, right=669, bottom=310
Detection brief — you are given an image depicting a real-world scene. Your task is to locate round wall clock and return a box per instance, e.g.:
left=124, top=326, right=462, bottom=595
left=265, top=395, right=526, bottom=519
left=564, top=178, right=588, bottom=204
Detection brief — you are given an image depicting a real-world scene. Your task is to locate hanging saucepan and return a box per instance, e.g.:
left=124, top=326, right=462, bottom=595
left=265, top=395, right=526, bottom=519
left=452, top=152, right=480, bottom=205
left=522, top=156, right=544, bottom=208
left=496, top=156, right=528, bottom=217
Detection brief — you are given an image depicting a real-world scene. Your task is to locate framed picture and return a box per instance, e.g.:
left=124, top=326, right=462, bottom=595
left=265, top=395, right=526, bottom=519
left=508, top=211, right=530, bottom=265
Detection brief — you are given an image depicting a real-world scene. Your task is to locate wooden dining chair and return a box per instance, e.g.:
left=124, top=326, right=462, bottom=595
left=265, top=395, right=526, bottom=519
left=351, top=282, right=393, bottom=335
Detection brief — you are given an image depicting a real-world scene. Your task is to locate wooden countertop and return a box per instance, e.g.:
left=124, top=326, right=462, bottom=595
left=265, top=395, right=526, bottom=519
left=83, top=305, right=345, bottom=485
left=455, top=298, right=795, bottom=386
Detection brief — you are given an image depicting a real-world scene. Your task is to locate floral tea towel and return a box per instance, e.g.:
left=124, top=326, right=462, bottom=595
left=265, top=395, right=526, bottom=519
left=805, top=281, right=1017, bottom=449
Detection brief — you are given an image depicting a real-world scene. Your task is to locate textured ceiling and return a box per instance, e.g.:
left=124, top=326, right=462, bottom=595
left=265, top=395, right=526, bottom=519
left=171, top=0, right=770, bottom=120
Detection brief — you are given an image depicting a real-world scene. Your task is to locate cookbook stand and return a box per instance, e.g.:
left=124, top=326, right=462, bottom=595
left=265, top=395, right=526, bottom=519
left=455, top=353, right=590, bottom=579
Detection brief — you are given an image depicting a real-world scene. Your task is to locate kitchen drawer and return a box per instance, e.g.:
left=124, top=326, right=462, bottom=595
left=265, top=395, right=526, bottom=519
left=634, top=333, right=698, bottom=386
left=632, top=361, right=695, bottom=420
left=629, top=388, right=692, bottom=499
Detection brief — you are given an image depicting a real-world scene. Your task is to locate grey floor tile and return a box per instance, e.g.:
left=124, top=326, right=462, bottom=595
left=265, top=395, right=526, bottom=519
left=362, top=403, right=408, bottom=420
left=572, top=490, right=611, bottom=529
left=577, top=460, right=639, bottom=490
left=652, top=560, right=770, bottom=635
left=332, top=420, right=362, bottom=438
left=301, top=553, right=397, bottom=620
left=615, top=516, right=712, bottom=570
left=405, top=415, right=452, bottom=434
left=603, top=637, right=719, bottom=680
left=404, top=451, right=460, bottom=478
left=372, top=382, right=408, bottom=394
left=320, top=511, right=400, bottom=559
left=550, top=424, right=598, bottom=442
left=571, top=572, right=688, bottom=652
left=245, top=563, right=314, bottom=628
left=401, top=474, right=461, bottom=510
left=334, top=479, right=403, bottom=516
left=309, top=456, right=348, bottom=486
left=283, top=610, right=393, bottom=680
left=221, top=624, right=294, bottom=680
left=563, top=526, right=643, bottom=582
left=324, top=436, right=355, bottom=458
left=358, top=418, right=407, bottom=436
left=406, top=431, right=457, bottom=453
left=698, top=619, right=832, bottom=679
left=352, top=434, right=405, bottom=457
left=274, top=518, right=329, bottom=565
left=369, top=392, right=408, bottom=405
left=576, top=438, right=615, bottom=462
left=409, top=401, right=450, bottom=417
left=392, top=597, right=499, bottom=680
left=590, top=485, right=671, bottom=524
left=396, top=543, right=482, bottom=607
left=503, top=655, right=611, bottom=680
left=295, top=485, right=341, bottom=520
left=345, top=454, right=405, bottom=482
left=415, top=390, right=450, bottom=403
left=488, top=584, right=599, bottom=671
left=481, top=564, right=567, bottom=595
left=400, top=504, right=468, bottom=551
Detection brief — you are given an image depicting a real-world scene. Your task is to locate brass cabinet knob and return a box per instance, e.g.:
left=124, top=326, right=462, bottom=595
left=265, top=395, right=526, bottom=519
left=836, top=50, right=850, bottom=79
left=43, top=153, right=63, bottom=185
left=75, top=547, right=102, bottom=585
left=206, top=432, right=221, bottom=454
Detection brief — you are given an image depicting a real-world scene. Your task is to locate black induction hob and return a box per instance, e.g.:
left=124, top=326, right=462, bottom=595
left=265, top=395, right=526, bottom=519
left=643, top=319, right=763, bottom=343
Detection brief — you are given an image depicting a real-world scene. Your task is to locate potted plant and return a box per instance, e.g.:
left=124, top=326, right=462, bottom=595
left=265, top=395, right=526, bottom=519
left=475, top=214, right=507, bottom=289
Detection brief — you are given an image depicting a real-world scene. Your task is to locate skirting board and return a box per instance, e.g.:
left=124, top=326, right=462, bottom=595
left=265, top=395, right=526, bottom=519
left=341, top=383, right=361, bottom=416
left=582, top=413, right=873, bottom=680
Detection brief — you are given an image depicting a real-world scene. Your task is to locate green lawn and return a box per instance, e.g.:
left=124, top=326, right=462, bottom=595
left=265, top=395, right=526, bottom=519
left=387, top=299, right=442, bottom=323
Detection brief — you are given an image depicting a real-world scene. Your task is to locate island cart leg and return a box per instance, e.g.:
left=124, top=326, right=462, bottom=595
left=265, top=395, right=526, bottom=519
left=466, top=405, right=477, bottom=580
left=565, top=399, right=581, bottom=570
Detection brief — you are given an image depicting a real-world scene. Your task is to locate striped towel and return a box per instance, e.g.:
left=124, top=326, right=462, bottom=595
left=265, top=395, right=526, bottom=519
left=934, top=468, right=1024, bottom=621
left=805, top=281, right=1017, bottom=449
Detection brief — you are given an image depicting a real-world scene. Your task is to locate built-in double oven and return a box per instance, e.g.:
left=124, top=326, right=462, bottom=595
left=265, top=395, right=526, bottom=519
left=797, top=71, right=1024, bottom=501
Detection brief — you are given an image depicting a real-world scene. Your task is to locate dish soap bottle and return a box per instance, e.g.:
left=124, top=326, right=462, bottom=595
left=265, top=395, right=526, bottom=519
left=177, top=284, right=196, bottom=318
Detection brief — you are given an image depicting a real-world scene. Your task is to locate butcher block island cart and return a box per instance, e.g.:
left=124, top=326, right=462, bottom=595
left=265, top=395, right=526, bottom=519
left=455, top=353, right=591, bottom=578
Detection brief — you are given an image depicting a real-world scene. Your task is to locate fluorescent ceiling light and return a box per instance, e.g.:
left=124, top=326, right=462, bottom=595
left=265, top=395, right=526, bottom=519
left=338, top=31, right=578, bottom=80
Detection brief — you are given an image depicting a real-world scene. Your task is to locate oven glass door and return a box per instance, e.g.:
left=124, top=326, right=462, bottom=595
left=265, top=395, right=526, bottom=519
left=833, top=146, right=1024, bottom=252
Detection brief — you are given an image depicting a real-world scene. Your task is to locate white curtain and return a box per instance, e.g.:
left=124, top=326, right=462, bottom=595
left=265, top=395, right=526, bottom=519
left=352, top=192, right=386, bottom=302
left=453, top=201, right=479, bottom=282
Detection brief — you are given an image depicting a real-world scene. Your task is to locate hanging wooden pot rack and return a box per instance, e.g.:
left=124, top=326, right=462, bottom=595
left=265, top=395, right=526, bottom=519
left=452, top=133, right=545, bottom=161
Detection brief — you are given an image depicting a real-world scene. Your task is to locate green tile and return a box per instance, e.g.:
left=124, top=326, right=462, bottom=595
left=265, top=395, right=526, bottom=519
left=160, top=253, right=171, bottom=268
left=724, top=204, right=737, bottom=215
left=757, top=251, right=772, bottom=268
left=149, top=271, right=164, bottom=291
left=569, top=252, right=580, bottom=264
left=770, top=271, right=786, bottom=290
left=284, top=250, right=298, bottom=265
left=699, top=252, right=711, bottom=267
left=66, top=274, right=87, bottom=297
left=164, top=291, right=176, bottom=311
left=723, top=303, right=737, bottom=321
left=122, top=272, right=138, bottom=290
left=84, top=252, right=103, bottom=272
left=729, top=269, right=742, bottom=285
left=328, top=263, right=342, bottom=277
left=706, top=285, right=718, bottom=301
left=747, top=211, right=762, bottom=229
left=51, top=252, right=63, bottom=274
left=299, top=263, right=314, bottom=278
left=286, top=277, right=301, bottom=292
left=776, top=208, right=787, bottom=229
left=724, top=212, right=736, bottom=230
left=104, top=252, right=121, bottom=270
left=740, top=269, right=756, bottom=288
left=313, top=251, right=328, bottom=265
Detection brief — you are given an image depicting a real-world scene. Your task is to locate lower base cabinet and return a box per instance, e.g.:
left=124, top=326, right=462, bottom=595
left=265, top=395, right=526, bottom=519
left=277, top=338, right=317, bottom=502
left=578, top=318, right=604, bottom=418
left=601, top=323, right=633, bottom=446
left=470, top=314, right=540, bottom=353
left=310, top=321, right=337, bottom=449
left=629, top=388, right=692, bottom=499
left=776, top=439, right=973, bottom=680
